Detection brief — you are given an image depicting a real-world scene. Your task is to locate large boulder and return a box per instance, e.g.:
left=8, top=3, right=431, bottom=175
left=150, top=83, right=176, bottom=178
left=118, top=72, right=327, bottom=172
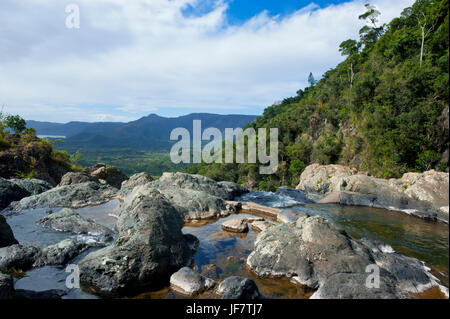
left=124, top=172, right=248, bottom=221
left=0, top=244, right=41, bottom=271
left=59, top=164, right=128, bottom=189
left=78, top=186, right=192, bottom=297
left=119, top=172, right=153, bottom=194
left=0, top=215, right=18, bottom=248
left=0, top=178, right=29, bottom=210
left=297, top=164, right=449, bottom=222
left=247, top=215, right=446, bottom=299
left=36, top=208, right=115, bottom=238
left=7, top=182, right=117, bottom=212
left=58, top=172, right=97, bottom=187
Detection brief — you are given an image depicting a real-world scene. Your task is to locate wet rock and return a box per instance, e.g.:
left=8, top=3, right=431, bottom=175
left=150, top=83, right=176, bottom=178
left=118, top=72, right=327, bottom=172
left=0, top=273, right=14, bottom=299
left=247, top=215, right=446, bottom=299
left=0, top=215, right=18, bottom=248
left=78, top=187, right=192, bottom=297
left=36, top=208, right=115, bottom=238
left=250, top=220, right=275, bottom=232
left=297, top=164, right=449, bottom=222
left=0, top=178, right=29, bottom=210
left=216, top=276, right=260, bottom=299
left=170, top=267, right=216, bottom=296
left=0, top=244, right=41, bottom=271
left=231, top=201, right=282, bottom=219
left=183, top=234, right=200, bottom=253
left=221, top=218, right=249, bottom=233
left=33, top=238, right=92, bottom=267
left=14, top=289, right=67, bottom=299
left=7, top=182, right=118, bottom=212
left=277, top=209, right=309, bottom=224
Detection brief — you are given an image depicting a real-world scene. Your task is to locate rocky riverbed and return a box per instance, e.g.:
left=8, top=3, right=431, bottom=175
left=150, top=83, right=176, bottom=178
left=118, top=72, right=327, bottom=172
left=0, top=169, right=448, bottom=299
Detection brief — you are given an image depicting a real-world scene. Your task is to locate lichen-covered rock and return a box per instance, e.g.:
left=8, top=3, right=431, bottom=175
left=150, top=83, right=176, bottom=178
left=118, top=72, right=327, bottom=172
left=36, top=208, right=115, bottom=238
left=0, top=215, right=18, bottom=248
left=126, top=172, right=248, bottom=221
left=247, top=215, right=446, bottom=299
left=216, top=276, right=260, bottom=299
left=297, top=164, right=449, bottom=222
left=7, top=182, right=117, bottom=212
left=33, top=238, right=93, bottom=267
left=119, top=172, right=153, bottom=194
left=78, top=187, right=192, bottom=297
left=0, top=244, right=41, bottom=271
left=170, top=267, right=216, bottom=296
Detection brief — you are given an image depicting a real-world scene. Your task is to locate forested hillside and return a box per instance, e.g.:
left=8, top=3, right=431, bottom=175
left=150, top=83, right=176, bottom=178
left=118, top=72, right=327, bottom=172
left=188, top=0, right=449, bottom=190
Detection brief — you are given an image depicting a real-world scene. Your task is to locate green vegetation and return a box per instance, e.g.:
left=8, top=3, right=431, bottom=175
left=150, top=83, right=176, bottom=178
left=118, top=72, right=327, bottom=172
left=55, top=146, right=192, bottom=177
left=188, top=0, right=449, bottom=190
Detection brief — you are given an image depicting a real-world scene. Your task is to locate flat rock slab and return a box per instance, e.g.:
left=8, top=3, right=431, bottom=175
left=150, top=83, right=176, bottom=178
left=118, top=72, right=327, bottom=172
left=36, top=208, right=115, bottom=238
left=170, top=267, right=216, bottom=296
left=277, top=210, right=309, bottom=224
left=221, top=218, right=249, bottom=233
left=216, top=276, right=260, bottom=299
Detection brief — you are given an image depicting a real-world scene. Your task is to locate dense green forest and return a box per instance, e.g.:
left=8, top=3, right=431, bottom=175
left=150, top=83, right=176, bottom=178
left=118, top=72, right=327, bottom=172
left=187, top=0, right=449, bottom=191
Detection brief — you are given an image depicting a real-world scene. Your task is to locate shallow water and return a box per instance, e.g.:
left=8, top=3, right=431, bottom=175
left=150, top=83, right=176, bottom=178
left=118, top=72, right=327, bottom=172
left=4, top=190, right=449, bottom=299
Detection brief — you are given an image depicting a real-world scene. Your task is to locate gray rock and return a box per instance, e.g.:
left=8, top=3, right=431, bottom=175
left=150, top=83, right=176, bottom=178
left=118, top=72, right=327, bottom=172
left=277, top=209, right=309, bottom=224
left=127, top=172, right=248, bottom=221
left=0, top=244, right=41, bottom=271
left=247, top=215, right=446, bottom=299
left=216, top=276, right=260, bottom=299
left=36, top=208, right=115, bottom=238
left=7, top=182, right=118, bottom=212
left=58, top=172, right=97, bottom=187
left=9, top=178, right=52, bottom=196
left=78, top=187, right=192, bottom=297
left=221, top=218, right=249, bottom=233
left=170, top=267, right=216, bottom=296
left=33, top=238, right=92, bottom=267
left=250, top=220, right=275, bottom=232
left=87, top=165, right=128, bottom=189
left=297, top=164, right=449, bottom=222
left=0, top=273, right=14, bottom=299
left=119, top=172, right=153, bottom=194
left=0, top=215, right=18, bottom=248
left=0, top=178, right=29, bottom=210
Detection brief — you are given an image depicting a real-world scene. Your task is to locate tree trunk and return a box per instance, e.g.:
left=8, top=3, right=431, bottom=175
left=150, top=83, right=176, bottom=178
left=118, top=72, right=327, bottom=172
left=420, top=27, right=425, bottom=68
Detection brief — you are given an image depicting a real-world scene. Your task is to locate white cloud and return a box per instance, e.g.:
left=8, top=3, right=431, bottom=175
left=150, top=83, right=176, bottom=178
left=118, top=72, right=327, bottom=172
left=0, top=0, right=414, bottom=122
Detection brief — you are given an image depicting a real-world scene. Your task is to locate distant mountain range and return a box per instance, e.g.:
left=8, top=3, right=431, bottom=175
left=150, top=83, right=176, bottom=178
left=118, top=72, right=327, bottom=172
left=27, top=113, right=257, bottom=150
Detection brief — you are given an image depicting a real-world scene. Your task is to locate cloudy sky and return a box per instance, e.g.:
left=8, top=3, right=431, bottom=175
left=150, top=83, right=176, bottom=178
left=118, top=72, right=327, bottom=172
left=0, top=0, right=414, bottom=123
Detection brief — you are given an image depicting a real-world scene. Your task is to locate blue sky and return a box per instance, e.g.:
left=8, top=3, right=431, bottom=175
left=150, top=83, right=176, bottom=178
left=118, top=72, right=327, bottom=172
left=0, top=0, right=414, bottom=123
